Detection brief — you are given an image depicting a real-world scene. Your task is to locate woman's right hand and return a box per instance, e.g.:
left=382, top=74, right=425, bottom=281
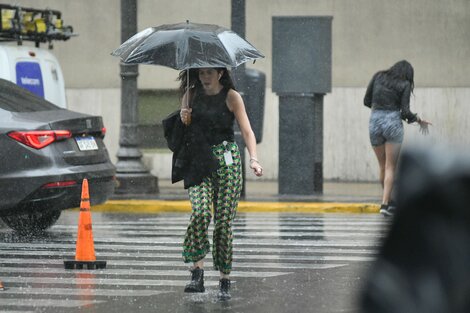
left=180, top=108, right=192, bottom=126
left=418, top=118, right=432, bottom=135
left=250, top=159, right=263, bottom=177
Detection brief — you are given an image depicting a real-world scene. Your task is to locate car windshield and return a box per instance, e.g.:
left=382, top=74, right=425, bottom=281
left=0, top=78, right=60, bottom=112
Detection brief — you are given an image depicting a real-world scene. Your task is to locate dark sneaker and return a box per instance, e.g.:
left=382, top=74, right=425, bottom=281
left=379, top=204, right=389, bottom=216
left=218, top=278, right=231, bottom=300
left=184, top=268, right=205, bottom=293
left=380, top=204, right=395, bottom=217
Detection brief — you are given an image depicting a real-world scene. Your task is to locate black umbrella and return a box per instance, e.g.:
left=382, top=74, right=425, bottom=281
left=111, top=21, right=264, bottom=70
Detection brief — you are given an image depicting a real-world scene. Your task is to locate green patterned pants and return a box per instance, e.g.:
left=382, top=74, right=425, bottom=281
left=182, top=141, right=242, bottom=274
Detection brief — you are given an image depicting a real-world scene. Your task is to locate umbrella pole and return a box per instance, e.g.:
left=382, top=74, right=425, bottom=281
left=186, top=68, right=189, bottom=108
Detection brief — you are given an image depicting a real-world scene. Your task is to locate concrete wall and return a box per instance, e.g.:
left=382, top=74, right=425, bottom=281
left=138, top=87, right=470, bottom=182
left=324, top=87, right=470, bottom=181
left=7, top=0, right=470, bottom=182
left=10, top=0, right=469, bottom=87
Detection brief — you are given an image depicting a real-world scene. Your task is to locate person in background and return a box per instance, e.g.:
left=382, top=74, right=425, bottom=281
left=364, top=60, right=431, bottom=216
left=178, top=67, right=263, bottom=300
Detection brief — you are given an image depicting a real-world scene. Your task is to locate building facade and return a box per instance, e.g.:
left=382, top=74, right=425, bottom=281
left=7, top=0, right=470, bottom=181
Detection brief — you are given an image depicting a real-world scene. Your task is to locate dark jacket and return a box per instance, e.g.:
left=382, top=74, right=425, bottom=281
left=162, top=110, right=218, bottom=189
left=364, top=72, right=418, bottom=123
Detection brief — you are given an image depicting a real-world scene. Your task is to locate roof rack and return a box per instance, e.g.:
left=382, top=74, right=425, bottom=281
left=0, top=4, right=76, bottom=49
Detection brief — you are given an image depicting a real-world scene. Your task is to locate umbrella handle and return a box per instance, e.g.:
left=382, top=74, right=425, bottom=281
left=184, top=69, right=195, bottom=109
left=186, top=69, right=190, bottom=108
left=182, top=68, right=192, bottom=125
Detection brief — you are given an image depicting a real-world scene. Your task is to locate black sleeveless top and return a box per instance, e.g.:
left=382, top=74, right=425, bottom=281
left=191, top=87, right=235, bottom=146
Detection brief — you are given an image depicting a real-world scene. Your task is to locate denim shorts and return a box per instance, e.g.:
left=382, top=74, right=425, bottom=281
left=369, top=110, right=404, bottom=146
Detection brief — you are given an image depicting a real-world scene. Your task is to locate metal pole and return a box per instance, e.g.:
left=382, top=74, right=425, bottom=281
left=231, top=0, right=247, bottom=199
left=231, top=0, right=245, bottom=38
left=114, top=0, right=158, bottom=195
left=278, top=94, right=323, bottom=195
left=313, top=93, right=324, bottom=194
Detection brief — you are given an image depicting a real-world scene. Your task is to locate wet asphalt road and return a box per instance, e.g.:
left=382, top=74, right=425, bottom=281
left=0, top=211, right=390, bottom=313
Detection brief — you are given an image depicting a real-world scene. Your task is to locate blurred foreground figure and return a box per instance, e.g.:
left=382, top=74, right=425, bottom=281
left=360, top=146, right=470, bottom=313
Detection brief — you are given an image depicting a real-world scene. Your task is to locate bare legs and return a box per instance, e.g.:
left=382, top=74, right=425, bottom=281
left=372, top=142, right=401, bottom=204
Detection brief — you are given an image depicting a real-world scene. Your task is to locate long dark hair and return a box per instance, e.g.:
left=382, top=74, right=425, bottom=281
left=377, top=60, right=415, bottom=94
left=177, top=67, right=236, bottom=97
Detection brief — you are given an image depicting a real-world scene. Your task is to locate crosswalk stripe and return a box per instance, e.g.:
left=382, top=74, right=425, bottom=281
left=58, top=215, right=389, bottom=226
left=1, top=230, right=384, bottom=239
left=0, top=287, right=170, bottom=297
left=3, top=277, right=220, bottom=287
left=0, top=299, right=105, bottom=308
left=1, top=250, right=375, bottom=261
left=0, top=258, right=347, bottom=269
left=33, top=229, right=384, bottom=238
left=51, top=224, right=386, bottom=231
left=0, top=237, right=382, bottom=247
left=0, top=243, right=377, bottom=255
left=0, top=267, right=292, bottom=278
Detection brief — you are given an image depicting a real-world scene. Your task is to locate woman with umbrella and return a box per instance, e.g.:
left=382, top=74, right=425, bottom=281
left=179, top=67, right=263, bottom=300
left=112, top=21, right=265, bottom=300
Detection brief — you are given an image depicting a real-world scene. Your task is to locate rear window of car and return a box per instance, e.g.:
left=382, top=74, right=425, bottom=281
left=0, top=78, right=60, bottom=112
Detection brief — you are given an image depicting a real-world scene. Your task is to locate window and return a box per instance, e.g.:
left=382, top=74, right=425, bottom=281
left=138, top=89, right=180, bottom=149
left=0, top=78, right=59, bottom=112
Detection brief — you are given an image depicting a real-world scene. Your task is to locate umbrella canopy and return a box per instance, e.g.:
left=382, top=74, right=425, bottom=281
left=111, top=21, right=264, bottom=70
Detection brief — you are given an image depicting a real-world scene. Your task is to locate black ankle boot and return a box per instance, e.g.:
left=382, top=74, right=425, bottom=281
left=218, top=278, right=231, bottom=300
left=184, top=267, right=205, bottom=293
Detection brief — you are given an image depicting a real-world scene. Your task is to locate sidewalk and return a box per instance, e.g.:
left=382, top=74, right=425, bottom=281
left=99, top=180, right=382, bottom=214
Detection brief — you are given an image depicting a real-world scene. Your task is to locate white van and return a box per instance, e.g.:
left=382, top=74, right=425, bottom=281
left=0, top=44, right=67, bottom=108
left=0, top=4, right=74, bottom=108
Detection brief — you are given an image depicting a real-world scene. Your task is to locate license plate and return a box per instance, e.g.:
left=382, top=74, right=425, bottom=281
left=75, top=136, right=98, bottom=151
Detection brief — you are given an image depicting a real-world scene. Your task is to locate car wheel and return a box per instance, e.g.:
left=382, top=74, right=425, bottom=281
left=1, top=210, right=62, bottom=234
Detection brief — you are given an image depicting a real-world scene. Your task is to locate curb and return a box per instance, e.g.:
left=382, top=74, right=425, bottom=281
left=92, top=200, right=380, bottom=214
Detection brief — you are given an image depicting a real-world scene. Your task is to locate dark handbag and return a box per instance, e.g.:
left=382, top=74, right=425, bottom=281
left=162, top=110, right=183, bottom=152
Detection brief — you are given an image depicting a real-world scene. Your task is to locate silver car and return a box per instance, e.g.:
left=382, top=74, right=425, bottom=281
left=0, top=78, right=115, bottom=234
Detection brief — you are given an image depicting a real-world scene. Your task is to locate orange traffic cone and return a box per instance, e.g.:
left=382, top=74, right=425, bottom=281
left=0, top=280, right=5, bottom=291
left=64, top=178, right=106, bottom=270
